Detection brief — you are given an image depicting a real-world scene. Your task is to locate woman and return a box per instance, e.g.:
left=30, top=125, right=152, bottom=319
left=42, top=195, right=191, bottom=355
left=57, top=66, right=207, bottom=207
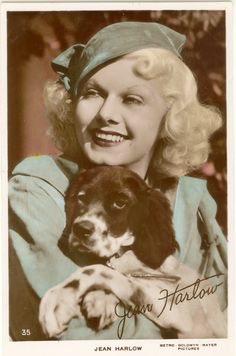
left=9, top=21, right=227, bottom=340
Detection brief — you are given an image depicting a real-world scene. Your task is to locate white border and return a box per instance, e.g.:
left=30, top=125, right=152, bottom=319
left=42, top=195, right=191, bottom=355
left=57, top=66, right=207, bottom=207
left=1, top=1, right=9, bottom=355
left=1, top=2, right=235, bottom=356
left=0, top=1, right=232, bottom=11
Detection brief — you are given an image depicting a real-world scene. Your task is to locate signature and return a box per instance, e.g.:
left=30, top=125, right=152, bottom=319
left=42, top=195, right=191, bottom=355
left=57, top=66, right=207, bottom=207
left=157, top=273, right=223, bottom=318
left=114, top=273, right=223, bottom=339
left=115, top=302, right=153, bottom=339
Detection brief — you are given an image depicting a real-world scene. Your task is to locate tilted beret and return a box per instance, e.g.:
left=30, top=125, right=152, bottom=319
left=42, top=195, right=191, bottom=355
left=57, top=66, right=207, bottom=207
left=52, top=21, right=186, bottom=96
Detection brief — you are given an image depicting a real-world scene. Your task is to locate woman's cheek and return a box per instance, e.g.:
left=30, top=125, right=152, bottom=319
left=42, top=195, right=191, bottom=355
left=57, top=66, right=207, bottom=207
left=75, top=102, right=88, bottom=124
left=76, top=100, right=102, bottom=126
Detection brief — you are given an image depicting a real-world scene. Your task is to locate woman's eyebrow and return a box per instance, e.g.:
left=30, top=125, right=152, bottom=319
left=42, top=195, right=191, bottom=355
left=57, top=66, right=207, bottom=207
left=126, top=85, right=155, bottom=97
left=79, top=79, right=106, bottom=96
left=82, top=81, right=154, bottom=98
left=83, top=79, right=103, bottom=89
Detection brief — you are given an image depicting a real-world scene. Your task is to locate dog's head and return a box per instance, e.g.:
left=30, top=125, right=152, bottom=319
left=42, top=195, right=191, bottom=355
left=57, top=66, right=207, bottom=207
left=59, top=166, right=178, bottom=269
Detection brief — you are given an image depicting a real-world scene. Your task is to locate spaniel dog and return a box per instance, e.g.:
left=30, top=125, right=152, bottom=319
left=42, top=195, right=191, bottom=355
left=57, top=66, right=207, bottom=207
left=39, top=166, right=226, bottom=339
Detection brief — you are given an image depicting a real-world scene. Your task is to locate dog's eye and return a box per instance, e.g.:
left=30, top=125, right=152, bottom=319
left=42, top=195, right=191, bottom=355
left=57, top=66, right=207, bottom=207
left=77, top=191, right=87, bottom=205
left=113, top=197, right=129, bottom=210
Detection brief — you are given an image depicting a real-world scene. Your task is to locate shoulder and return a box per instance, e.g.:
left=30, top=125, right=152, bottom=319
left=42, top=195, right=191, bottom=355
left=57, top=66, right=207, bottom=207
left=179, top=176, right=207, bottom=194
left=177, top=175, right=217, bottom=216
left=11, top=155, right=80, bottom=195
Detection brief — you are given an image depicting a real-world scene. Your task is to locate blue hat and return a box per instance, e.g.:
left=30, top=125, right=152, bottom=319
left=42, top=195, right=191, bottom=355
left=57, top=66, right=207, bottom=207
left=52, top=21, right=186, bottom=96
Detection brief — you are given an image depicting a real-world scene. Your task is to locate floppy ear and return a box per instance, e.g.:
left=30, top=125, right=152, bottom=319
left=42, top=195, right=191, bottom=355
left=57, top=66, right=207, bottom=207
left=58, top=177, right=82, bottom=255
left=130, top=188, right=178, bottom=269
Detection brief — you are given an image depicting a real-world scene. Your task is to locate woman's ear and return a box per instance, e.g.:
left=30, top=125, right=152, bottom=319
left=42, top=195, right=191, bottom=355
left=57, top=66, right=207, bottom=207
left=131, top=188, right=178, bottom=269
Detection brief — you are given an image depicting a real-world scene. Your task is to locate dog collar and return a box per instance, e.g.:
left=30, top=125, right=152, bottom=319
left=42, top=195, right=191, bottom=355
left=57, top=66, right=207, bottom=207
left=105, top=251, right=125, bottom=269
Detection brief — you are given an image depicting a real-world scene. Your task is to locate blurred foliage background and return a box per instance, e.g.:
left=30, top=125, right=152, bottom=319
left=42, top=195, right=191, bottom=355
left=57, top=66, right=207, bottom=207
left=7, top=10, right=227, bottom=232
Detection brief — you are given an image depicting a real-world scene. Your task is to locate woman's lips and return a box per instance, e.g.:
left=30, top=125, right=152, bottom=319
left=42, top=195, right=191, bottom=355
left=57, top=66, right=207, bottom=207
left=91, top=129, right=129, bottom=147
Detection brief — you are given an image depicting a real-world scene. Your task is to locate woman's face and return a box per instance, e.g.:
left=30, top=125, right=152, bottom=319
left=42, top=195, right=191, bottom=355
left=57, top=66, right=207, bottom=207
left=74, top=57, right=167, bottom=178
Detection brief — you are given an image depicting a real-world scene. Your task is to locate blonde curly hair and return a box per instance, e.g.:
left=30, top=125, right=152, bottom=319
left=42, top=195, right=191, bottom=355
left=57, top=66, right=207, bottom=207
left=44, top=48, right=222, bottom=179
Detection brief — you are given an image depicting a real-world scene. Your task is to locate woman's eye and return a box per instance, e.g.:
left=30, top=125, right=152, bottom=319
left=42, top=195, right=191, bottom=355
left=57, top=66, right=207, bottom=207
left=124, top=96, right=143, bottom=105
left=83, top=88, right=100, bottom=98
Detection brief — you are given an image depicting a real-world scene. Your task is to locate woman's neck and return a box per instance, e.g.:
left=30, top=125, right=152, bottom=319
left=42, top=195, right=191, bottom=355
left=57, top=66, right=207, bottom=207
left=124, top=160, right=151, bottom=180
left=76, top=158, right=150, bottom=180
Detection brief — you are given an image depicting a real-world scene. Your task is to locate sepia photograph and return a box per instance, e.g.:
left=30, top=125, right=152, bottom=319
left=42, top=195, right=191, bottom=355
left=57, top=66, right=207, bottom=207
left=1, top=1, right=234, bottom=356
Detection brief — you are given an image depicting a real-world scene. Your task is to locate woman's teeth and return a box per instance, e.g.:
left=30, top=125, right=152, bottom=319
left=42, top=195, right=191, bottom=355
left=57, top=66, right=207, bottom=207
left=95, top=132, right=125, bottom=143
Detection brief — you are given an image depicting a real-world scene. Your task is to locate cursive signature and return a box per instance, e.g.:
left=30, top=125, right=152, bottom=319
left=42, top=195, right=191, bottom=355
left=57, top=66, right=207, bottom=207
left=113, top=273, right=224, bottom=338
left=157, top=273, right=224, bottom=318
left=114, top=302, right=153, bottom=339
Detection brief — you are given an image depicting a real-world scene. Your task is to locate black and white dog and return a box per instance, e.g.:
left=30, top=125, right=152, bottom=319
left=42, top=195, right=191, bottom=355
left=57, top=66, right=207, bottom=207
left=39, top=166, right=226, bottom=339
left=59, top=165, right=177, bottom=268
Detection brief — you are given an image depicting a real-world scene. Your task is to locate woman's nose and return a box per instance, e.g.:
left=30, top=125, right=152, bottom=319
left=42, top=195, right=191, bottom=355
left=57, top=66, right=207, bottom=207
left=98, top=96, right=121, bottom=124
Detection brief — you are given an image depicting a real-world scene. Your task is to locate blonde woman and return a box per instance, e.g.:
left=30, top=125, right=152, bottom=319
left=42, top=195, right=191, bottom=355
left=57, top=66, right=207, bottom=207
left=9, top=21, right=227, bottom=340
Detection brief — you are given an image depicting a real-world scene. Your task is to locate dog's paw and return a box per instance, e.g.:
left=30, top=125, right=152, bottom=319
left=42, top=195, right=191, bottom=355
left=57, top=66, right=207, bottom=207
left=81, top=290, right=119, bottom=330
left=39, top=284, right=82, bottom=338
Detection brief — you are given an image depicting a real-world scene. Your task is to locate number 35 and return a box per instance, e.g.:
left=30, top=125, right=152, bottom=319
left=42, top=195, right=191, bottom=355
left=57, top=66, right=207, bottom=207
left=21, top=329, right=31, bottom=336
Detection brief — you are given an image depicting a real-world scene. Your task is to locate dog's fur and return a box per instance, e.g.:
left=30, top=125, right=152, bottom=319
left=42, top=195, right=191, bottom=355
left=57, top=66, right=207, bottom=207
left=58, top=166, right=177, bottom=268
left=39, top=166, right=226, bottom=339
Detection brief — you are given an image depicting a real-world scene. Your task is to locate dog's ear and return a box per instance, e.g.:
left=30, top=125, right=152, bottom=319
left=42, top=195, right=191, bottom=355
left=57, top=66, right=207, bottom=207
left=58, top=178, right=81, bottom=254
left=130, top=188, right=178, bottom=269
left=124, top=175, right=147, bottom=195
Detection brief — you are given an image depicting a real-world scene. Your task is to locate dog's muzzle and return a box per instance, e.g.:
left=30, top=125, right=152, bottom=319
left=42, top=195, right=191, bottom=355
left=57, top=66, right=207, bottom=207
left=73, top=220, right=95, bottom=239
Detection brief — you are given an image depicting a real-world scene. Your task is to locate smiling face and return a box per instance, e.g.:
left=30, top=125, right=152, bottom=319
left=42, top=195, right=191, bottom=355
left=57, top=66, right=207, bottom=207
left=74, top=56, right=168, bottom=178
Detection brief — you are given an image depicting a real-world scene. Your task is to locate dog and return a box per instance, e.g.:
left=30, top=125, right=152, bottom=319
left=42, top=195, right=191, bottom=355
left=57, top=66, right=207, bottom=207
left=39, top=166, right=227, bottom=339
left=58, top=165, right=178, bottom=267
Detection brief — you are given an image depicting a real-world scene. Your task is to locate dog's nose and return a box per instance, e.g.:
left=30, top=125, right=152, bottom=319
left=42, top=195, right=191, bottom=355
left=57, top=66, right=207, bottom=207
left=73, top=220, right=95, bottom=238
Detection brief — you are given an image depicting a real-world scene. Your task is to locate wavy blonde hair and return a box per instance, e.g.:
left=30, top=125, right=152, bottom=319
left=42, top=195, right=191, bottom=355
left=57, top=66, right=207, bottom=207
left=44, top=48, right=222, bottom=178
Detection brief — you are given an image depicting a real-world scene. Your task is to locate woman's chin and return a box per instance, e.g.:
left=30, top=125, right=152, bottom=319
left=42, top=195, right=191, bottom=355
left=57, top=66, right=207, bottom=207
left=83, top=149, right=123, bottom=166
left=88, top=155, right=122, bottom=166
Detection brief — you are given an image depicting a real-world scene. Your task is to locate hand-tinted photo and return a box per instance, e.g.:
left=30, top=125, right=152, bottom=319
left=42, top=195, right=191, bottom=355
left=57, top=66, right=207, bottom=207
left=8, top=10, right=227, bottom=341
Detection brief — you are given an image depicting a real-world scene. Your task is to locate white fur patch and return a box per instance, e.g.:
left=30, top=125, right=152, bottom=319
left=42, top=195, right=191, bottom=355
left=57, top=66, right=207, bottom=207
left=71, top=213, right=135, bottom=258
